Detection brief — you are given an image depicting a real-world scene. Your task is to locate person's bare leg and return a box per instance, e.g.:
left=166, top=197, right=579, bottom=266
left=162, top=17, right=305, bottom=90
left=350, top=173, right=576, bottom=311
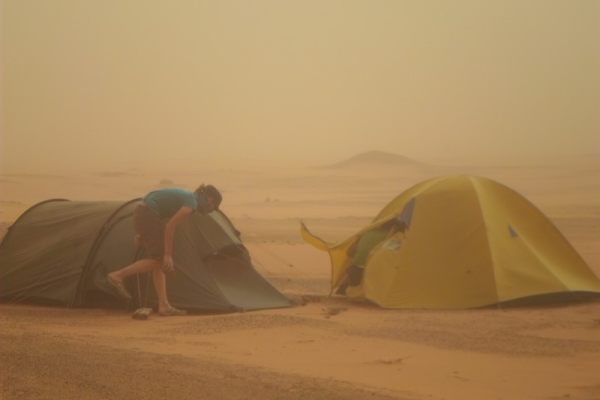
left=108, top=259, right=161, bottom=282
left=152, top=268, right=171, bottom=313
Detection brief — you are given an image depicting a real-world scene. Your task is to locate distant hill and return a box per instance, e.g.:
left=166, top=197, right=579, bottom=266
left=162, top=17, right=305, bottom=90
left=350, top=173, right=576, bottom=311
left=325, top=151, right=422, bottom=169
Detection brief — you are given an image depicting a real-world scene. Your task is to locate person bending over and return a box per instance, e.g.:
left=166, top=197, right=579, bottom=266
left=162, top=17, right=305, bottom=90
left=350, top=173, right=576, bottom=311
left=336, top=217, right=406, bottom=295
left=107, top=184, right=222, bottom=316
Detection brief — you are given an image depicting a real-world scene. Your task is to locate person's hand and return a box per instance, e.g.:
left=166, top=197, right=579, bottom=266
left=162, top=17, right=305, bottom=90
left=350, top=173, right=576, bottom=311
left=162, top=255, right=175, bottom=273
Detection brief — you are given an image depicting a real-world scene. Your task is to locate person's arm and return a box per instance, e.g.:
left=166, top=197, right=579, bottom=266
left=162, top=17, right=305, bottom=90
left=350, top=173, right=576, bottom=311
left=162, top=206, right=194, bottom=272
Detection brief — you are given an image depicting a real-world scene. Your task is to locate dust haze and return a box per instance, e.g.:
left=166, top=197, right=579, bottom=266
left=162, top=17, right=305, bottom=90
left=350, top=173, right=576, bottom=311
left=2, top=1, right=599, bottom=173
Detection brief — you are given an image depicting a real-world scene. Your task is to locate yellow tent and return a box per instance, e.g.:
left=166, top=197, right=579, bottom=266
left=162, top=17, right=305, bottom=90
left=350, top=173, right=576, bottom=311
left=301, top=175, right=600, bottom=308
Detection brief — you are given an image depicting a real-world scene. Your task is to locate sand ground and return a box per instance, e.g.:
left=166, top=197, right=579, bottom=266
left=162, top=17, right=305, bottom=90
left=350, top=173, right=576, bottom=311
left=1, top=160, right=600, bottom=399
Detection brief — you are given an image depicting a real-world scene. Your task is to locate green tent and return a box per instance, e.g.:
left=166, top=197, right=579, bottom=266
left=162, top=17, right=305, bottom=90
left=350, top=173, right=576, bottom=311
left=0, top=199, right=290, bottom=311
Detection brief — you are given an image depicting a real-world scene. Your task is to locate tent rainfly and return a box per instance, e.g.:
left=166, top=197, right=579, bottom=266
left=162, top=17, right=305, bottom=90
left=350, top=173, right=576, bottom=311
left=0, top=199, right=290, bottom=311
left=301, top=176, right=600, bottom=309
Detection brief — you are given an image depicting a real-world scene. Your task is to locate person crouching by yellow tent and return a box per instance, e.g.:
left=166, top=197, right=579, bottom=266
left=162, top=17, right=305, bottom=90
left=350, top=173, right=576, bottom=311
left=336, top=218, right=407, bottom=295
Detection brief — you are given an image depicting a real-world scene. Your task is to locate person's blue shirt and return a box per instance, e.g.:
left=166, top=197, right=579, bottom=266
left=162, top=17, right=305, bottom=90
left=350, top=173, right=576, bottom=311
left=143, top=188, right=207, bottom=218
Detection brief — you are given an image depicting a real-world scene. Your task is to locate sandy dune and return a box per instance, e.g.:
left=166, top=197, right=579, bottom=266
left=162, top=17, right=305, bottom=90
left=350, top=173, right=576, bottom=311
left=1, top=160, right=600, bottom=399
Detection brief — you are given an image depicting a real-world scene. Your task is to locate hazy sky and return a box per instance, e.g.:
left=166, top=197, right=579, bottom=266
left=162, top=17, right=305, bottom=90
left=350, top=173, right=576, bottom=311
left=2, top=1, right=599, bottom=172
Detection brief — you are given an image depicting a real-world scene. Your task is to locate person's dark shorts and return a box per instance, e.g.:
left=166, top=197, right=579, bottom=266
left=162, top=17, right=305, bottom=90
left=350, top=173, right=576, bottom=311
left=133, top=204, right=165, bottom=261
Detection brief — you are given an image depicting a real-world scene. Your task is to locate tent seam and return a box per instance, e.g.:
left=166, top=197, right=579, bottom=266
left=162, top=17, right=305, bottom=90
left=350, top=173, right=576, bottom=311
left=468, top=176, right=501, bottom=304
left=71, top=198, right=142, bottom=307
left=497, top=182, right=586, bottom=293
left=0, top=199, right=70, bottom=250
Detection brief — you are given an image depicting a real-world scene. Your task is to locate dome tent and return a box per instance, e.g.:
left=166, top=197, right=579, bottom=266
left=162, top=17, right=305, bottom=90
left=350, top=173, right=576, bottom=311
left=301, top=176, right=600, bottom=309
left=0, top=199, right=290, bottom=311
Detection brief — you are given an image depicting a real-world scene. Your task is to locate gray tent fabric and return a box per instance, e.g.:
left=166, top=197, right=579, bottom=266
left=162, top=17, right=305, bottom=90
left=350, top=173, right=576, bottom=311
left=0, top=199, right=291, bottom=312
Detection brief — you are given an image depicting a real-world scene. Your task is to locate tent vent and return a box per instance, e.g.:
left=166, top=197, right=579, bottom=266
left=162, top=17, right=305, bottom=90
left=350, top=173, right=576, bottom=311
left=399, top=198, right=415, bottom=229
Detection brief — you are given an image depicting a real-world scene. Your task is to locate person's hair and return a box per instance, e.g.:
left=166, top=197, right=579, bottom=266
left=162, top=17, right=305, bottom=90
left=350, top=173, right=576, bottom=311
left=195, top=184, right=222, bottom=208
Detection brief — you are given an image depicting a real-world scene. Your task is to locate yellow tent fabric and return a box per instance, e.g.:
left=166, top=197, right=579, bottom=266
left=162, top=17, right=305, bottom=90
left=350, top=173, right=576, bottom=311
left=301, top=176, right=600, bottom=309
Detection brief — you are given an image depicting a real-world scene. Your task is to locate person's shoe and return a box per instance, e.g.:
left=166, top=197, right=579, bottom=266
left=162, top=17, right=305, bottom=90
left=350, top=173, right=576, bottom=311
left=107, top=274, right=132, bottom=300
left=132, top=307, right=153, bottom=320
left=158, top=306, right=187, bottom=316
